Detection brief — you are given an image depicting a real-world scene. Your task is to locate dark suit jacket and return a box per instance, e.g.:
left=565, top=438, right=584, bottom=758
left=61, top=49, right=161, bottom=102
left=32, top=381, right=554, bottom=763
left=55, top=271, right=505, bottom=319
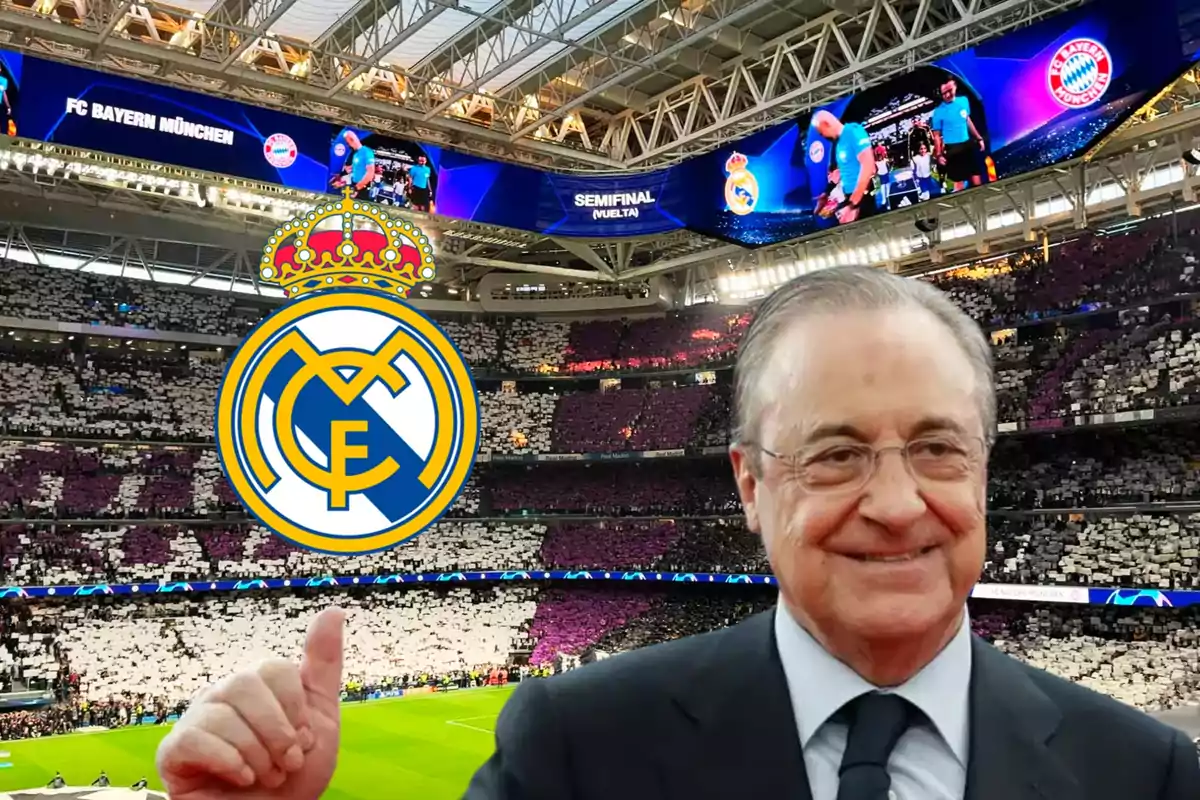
left=465, top=609, right=1200, bottom=799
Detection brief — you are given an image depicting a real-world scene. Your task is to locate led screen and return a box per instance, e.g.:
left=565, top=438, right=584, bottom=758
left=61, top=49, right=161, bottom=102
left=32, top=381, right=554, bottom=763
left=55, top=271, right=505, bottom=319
left=0, top=0, right=1194, bottom=246
left=328, top=126, right=689, bottom=237
left=13, top=55, right=334, bottom=192
left=685, top=0, right=1199, bottom=247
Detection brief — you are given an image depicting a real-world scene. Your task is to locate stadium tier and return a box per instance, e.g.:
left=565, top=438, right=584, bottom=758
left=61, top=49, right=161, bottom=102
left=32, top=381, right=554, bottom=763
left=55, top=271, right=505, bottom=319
left=1, top=588, right=1198, bottom=727
left=2, top=221, right=1200, bottom=758
left=2, top=423, right=1199, bottom=519
left=3, top=228, right=1200, bottom=452
left=1, top=508, right=1199, bottom=590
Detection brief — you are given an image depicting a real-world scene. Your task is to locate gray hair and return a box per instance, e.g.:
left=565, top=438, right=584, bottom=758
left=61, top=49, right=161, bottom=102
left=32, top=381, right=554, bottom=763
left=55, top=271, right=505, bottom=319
left=731, top=264, right=995, bottom=454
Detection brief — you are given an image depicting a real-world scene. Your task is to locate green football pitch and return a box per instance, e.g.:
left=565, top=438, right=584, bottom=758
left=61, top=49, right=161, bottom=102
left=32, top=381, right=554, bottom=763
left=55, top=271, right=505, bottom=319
left=0, top=685, right=515, bottom=798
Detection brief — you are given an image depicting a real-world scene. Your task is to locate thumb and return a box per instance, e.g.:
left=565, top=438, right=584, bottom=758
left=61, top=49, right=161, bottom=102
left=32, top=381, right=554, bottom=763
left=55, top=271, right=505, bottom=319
left=300, top=606, right=345, bottom=702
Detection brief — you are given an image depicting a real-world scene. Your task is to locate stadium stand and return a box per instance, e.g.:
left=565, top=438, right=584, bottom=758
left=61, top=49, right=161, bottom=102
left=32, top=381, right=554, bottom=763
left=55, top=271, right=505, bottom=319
left=7, top=311, right=1200, bottom=450
left=1, top=588, right=1198, bottom=736
left=0, top=262, right=265, bottom=338
left=12, top=507, right=1200, bottom=594
left=984, top=513, right=1200, bottom=589
left=3, top=222, right=1200, bottom=744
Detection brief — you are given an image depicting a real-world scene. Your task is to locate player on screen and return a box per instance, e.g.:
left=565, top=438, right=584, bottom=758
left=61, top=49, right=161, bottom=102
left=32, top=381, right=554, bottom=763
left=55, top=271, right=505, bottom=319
left=812, top=109, right=877, bottom=225
left=931, top=77, right=986, bottom=192
left=92, top=770, right=111, bottom=786
left=408, top=155, right=433, bottom=212
left=332, top=131, right=376, bottom=201
left=47, top=771, right=66, bottom=788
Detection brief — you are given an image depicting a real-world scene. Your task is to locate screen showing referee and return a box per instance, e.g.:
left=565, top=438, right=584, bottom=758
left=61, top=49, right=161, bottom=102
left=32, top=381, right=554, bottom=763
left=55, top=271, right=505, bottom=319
left=931, top=77, right=985, bottom=192
left=336, top=131, right=376, bottom=200
left=812, top=109, right=877, bottom=226
left=408, top=155, right=433, bottom=212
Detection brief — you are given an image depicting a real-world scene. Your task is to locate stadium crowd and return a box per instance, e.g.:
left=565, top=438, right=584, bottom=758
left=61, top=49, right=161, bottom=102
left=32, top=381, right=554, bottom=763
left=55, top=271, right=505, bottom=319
left=0, top=587, right=1198, bottom=742
left=4, top=305, right=1200, bottom=452
left=3, top=506, right=1200, bottom=591
left=9, top=424, right=1194, bottom=523
left=0, top=220, right=1199, bottom=741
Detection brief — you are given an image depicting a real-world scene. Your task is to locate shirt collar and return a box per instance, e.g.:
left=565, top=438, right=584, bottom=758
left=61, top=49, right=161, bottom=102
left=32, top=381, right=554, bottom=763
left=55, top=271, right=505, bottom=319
left=773, top=601, right=972, bottom=766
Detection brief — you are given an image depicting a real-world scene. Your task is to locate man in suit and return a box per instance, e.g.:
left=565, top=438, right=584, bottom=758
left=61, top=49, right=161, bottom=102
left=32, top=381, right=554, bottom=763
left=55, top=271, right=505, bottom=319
left=465, top=266, right=1200, bottom=799
left=153, top=266, right=1200, bottom=800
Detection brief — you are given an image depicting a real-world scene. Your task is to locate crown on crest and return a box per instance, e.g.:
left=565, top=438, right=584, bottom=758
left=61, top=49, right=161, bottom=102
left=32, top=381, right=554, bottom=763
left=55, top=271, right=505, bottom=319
left=725, top=152, right=748, bottom=173
left=259, top=188, right=436, bottom=300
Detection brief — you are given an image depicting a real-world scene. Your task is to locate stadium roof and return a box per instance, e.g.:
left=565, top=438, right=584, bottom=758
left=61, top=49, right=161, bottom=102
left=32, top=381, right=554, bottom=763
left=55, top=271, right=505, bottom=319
left=0, top=0, right=1199, bottom=304
left=2, top=92, right=1199, bottom=307
left=0, top=0, right=1088, bottom=170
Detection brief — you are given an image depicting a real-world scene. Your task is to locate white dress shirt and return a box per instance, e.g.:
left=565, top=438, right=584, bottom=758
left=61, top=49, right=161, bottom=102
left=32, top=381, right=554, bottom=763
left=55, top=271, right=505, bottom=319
left=773, top=602, right=971, bottom=800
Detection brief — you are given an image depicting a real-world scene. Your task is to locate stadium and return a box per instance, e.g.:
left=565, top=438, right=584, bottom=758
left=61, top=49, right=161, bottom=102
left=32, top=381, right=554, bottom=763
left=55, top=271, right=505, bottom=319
left=0, top=0, right=1196, bottom=796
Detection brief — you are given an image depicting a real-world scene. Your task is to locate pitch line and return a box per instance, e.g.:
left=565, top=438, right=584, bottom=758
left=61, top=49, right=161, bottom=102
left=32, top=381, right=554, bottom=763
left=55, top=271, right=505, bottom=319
left=446, top=714, right=498, bottom=734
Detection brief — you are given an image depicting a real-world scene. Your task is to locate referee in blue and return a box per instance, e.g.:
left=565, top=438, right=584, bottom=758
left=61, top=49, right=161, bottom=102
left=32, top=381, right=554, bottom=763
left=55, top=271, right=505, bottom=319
left=812, top=109, right=878, bottom=225
left=930, top=77, right=985, bottom=192
left=408, top=155, right=434, bottom=212
left=335, top=130, right=376, bottom=201
left=804, top=119, right=839, bottom=229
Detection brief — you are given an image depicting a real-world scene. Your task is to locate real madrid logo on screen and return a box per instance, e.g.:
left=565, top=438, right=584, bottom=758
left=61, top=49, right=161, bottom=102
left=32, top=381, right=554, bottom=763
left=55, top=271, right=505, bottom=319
left=215, top=189, right=480, bottom=555
left=1048, top=38, right=1112, bottom=109
left=723, top=152, right=759, bottom=217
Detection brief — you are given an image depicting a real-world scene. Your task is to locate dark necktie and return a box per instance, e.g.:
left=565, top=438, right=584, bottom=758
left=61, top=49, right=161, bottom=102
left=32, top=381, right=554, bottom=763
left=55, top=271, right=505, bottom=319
left=836, top=692, right=915, bottom=800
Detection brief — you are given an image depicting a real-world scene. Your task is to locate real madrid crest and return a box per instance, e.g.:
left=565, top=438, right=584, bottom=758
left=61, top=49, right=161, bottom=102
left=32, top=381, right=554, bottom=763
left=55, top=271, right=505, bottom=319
left=215, top=189, right=480, bottom=555
left=723, top=151, right=758, bottom=217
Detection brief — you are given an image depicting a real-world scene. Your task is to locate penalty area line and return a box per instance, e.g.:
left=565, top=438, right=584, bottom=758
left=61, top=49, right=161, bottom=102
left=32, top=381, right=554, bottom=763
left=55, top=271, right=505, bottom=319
left=447, top=715, right=498, bottom=734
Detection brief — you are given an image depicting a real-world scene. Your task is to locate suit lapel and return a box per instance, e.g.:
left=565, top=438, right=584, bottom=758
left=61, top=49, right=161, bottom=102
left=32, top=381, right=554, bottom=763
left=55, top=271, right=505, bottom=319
left=964, top=637, right=1082, bottom=800
left=663, top=609, right=813, bottom=800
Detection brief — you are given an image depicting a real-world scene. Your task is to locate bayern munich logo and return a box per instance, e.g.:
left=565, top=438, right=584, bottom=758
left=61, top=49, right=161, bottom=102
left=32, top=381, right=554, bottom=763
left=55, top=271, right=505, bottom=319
left=1048, top=38, right=1112, bottom=109
left=808, top=140, right=825, bottom=163
left=263, top=132, right=298, bottom=168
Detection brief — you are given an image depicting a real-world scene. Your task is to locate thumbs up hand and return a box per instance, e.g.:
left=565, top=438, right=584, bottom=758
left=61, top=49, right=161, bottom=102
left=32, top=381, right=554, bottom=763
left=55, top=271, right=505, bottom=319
left=156, top=607, right=346, bottom=800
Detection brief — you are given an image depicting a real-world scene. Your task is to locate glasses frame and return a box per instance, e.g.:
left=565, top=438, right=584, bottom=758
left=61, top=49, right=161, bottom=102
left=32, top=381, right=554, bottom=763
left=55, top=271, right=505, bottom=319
left=740, top=436, right=987, bottom=495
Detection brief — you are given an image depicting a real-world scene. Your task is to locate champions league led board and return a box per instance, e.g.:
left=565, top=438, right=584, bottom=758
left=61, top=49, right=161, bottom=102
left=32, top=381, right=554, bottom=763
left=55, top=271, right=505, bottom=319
left=327, top=126, right=691, bottom=238
left=685, top=0, right=1200, bottom=247
left=10, top=54, right=333, bottom=192
left=0, top=0, right=1194, bottom=242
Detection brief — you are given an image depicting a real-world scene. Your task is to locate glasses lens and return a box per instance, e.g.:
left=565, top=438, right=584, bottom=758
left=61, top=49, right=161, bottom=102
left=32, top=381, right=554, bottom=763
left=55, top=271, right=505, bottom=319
left=795, top=438, right=981, bottom=492
left=797, top=444, right=873, bottom=491
left=906, top=436, right=979, bottom=481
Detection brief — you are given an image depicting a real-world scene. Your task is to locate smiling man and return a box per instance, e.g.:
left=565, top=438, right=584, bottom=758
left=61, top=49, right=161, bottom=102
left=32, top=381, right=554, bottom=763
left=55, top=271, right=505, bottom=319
left=465, top=265, right=1200, bottom=799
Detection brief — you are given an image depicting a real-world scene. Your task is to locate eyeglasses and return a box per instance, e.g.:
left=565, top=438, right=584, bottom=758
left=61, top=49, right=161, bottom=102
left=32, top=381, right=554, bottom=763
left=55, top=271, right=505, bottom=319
left=744, top=435, right=986, bottom=494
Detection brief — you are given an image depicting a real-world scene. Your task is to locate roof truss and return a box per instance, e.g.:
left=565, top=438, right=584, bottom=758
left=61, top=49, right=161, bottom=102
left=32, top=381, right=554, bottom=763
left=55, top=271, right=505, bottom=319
left=603, top=0, right=1090, bottom=165
left=0, top=0, right=1092, bottom=168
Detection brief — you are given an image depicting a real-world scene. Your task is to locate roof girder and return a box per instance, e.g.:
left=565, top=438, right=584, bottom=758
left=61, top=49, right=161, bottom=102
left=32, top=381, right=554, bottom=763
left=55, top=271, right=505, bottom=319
left=423, top=0, right=629, bottom=120
left=506, top=0, right=782, bottom=140
left=602, top=0, right=1091, bottom=166
left=323, top=0, right=455, bottom=96
left=410, top=0, right=540, bottom=78
left=211, top=0, right=307, bottom=68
